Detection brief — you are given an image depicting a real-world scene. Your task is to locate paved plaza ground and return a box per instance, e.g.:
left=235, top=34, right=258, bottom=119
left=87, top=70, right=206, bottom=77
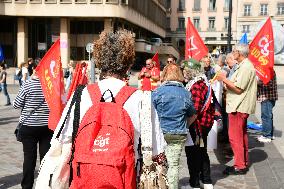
left=0, top=66, right=284, bottom=189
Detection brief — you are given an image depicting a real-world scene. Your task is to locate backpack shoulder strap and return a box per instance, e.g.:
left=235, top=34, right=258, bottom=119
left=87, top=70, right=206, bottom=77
left=87, top=83, right=101, bottom=104
left=115, top=85, right=137, bottom=106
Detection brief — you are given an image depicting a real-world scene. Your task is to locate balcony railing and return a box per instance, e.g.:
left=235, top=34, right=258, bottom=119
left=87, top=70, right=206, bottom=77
left=223, top=7, right=229, bottom=12
left=243, top=13, right=251, bottom=16
left=177, top=8, right=186, bottom=12
left=208, top=7, right=217, bottom=12
left=176, top=28, right=185, bottom=32
left=192, top=8, right=201, bottom=12
left=207, top=28, right=216, bottom=32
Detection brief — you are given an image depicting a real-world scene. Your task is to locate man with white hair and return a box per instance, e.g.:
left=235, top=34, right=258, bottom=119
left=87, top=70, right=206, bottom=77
left=216, top=44, right=257, bottom=175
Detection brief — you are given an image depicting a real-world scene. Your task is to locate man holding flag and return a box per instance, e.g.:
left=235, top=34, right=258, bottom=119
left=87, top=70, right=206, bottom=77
left=138, top=58, right=160, bottom=91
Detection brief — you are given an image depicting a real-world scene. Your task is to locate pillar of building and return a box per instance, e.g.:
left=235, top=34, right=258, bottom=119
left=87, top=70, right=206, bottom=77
left=104, top=18, right=113, bottom=32
left=17, top=18, right=28, bottom=67
left=60, top=18, right=70, bottom=68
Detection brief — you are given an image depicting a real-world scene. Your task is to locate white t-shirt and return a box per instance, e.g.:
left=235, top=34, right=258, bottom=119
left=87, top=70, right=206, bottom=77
left=54, top=78, right=166, bottom=163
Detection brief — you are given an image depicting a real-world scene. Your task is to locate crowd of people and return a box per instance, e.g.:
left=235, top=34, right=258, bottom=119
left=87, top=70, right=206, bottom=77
left=0, top=29, right=278, bottom=189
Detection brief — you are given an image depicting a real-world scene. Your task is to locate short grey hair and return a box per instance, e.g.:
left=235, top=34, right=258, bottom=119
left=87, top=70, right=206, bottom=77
left=226, top=53, right=234, bottom=60
left=233, top=44, right=249, bottom=57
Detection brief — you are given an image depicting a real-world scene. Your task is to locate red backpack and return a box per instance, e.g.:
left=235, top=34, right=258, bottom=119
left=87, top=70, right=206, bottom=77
left=69, top=83, right=137, bottom=189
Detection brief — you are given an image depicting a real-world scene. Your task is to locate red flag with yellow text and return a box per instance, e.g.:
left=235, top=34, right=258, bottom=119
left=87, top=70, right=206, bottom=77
left=249, top=17, right=274, bottom=84
left=36, top=39, right=65, bottom=131
left=152, top=52, right=160, bottom=71
left=185, top=17, right=208, bottom=61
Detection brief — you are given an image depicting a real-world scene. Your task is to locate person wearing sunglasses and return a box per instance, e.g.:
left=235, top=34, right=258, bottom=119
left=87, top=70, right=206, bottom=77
left=167, top=54, right=176, bottom=64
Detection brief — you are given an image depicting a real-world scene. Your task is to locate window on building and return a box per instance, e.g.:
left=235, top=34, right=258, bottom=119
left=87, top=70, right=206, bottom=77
left=278, top=3, right=284, bottom=15
left=75, top=0, right=86, bottom=3
left=224, top=17, right=229, bottom=30
left=60, top=0, right=71, bottom=3
left=14, top=0, right=27, bottom=3
left=30, top=0, right=41, bottom=3
left=166, top=17, right=171, bottom=30
left=224, top=0, right=229, bottom=11
left=178, top=17, right=185, bottom=30
left=178, top=0, right=186, bottom=11
left=70, top=21, right=104, bottom=34
left=209, top=0, right=216, bottom=11
left=44, top=0, right=56, bottom=3
left=244, top=4, right=251, bottom=16
left=90, top=0, right=102, bottom=3
left=105, top=0, right=118, bottom=3
left=121, top=0, right=127, bottom=4
left=242, top=25, right=250, bottom=33
left=193, top=18, right=200, bottom=30
left=208, top=17, right=215, bottom=30
left=193, top=0, right=201, bottom=11
left=166, top=0, right=171, bottom=9
left=260, top=4, right=268, bottom=15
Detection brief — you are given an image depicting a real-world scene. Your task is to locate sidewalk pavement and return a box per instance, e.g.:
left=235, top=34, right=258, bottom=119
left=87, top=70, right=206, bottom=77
left=1, top=67, right=284, bottom=189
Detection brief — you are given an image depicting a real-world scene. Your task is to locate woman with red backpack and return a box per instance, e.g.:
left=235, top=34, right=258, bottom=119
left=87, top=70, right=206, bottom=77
left=46, top=30, right=166, bottom=189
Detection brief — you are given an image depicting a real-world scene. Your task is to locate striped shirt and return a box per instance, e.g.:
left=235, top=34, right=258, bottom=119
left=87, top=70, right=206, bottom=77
left=13, top=77, right=49, bottom=126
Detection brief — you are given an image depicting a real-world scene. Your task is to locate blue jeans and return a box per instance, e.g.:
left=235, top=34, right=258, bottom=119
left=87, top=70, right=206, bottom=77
left=0, top=83, right=11, bottom=104
left=261, top=100, right=276, bottom=138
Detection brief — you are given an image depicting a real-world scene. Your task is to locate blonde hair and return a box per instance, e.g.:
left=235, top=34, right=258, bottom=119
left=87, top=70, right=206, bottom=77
left=161, top=63, right=184, bottom=83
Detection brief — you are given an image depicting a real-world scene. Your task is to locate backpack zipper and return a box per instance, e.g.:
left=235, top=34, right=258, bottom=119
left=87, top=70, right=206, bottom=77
left=77, top=162, right=81, bottom=177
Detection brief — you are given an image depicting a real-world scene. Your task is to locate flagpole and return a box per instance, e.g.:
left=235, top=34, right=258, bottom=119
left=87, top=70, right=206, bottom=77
left=227, top=0, right=233, bottom=53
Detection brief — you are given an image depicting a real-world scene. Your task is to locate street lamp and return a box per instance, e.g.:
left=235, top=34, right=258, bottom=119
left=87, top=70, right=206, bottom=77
left=227, top=0, right=233, bottom=53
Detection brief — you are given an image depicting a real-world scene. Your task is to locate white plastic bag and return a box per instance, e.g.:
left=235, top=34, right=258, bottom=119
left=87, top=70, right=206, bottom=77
left=35, top=139, right=71, bottom=189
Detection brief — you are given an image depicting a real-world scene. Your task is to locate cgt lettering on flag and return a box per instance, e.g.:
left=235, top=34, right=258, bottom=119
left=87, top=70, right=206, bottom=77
left=249, top=17, right=274, bottom=84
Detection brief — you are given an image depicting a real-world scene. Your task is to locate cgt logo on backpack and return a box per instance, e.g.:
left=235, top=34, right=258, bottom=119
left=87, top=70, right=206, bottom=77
left=93, top=133, right=110, bottom=152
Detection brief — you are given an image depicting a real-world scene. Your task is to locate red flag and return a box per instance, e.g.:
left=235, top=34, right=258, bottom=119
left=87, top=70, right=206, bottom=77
left=66, top=62, right=88, bottom=101
left=249, top=17, right=274, bottom=84
left=152, top=52, right=160, bottom=71
left=36, top=39, right=65, bottom=131
left=185, top=17, right=208, bottom=61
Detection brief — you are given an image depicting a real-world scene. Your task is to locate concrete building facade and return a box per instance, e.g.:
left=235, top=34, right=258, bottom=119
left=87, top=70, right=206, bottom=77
left=237, top=0, right=284, bottom=40
left=0, top=0, right=179, bottom=69
left=166, top=0, right=238, bottom=59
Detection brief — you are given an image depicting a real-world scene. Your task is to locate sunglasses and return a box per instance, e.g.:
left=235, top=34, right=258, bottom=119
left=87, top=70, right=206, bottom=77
left=167, top=60, right=173, bottom=63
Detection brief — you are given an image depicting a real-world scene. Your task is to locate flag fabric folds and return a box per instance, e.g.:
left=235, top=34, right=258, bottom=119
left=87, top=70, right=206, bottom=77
left=152, top=52, right=160, bottom=71
left=0, top=45, right=4, bottom=62
left=185, top=17, right=208, bottom=61
left=239, top=33, right=248, bottom=44
left=249, top=17, right=274, bottom=84
left=66, top=62, right=88, bottom=101
left=35, top=39, right=65, bottom=131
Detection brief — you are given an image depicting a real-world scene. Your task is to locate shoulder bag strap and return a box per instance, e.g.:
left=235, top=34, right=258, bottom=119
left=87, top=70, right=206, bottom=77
left=56, top=85, right=86, bottom=138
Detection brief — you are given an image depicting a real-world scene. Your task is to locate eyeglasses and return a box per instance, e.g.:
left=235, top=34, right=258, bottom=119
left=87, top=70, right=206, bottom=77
left=167, top=60, right=173, bottom=63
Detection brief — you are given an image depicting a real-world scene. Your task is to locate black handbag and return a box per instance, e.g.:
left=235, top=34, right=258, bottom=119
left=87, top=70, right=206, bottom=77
left=15, top=99, right=45, bottom=142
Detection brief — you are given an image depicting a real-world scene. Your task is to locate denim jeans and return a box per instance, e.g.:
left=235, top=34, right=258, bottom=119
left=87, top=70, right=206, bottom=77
left=261, top=100, right=276, bottom=138
left=0, top=83, right=11, bottom=104
left=164, top=134, right=187, bottom=189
